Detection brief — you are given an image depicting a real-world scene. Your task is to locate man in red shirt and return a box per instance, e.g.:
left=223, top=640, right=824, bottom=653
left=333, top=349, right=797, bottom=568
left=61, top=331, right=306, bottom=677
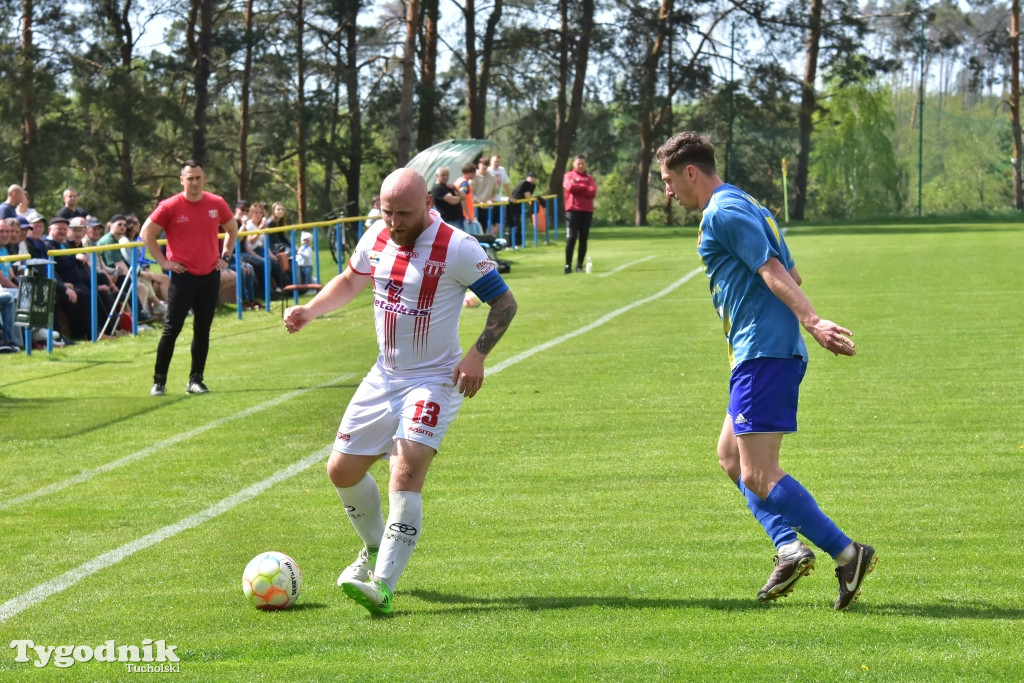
left=141, top=160, right=238, bottom=396
left=562, top=154, right=597, bottom=274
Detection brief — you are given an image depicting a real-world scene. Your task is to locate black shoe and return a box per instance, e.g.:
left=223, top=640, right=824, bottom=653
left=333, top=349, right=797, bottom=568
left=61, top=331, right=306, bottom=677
left=575, top=265, right=584, bottom=273
left=186, top=381, right=210, bottom=395
left=564, top=265, right=572, bottom=274
left=151, top=383, right=166, bottom=397
left=834, top=542, right=877, bottom=610
left=758, top=542, right=816, bottom=602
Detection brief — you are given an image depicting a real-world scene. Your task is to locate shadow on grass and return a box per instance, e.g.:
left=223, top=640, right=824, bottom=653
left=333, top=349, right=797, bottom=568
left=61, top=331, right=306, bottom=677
left=405, top=590, right=764, bottom=613
left=0, top=359, right=122, bottom=391
left=407, top=590, right=1024, bottom=620
left=786, top=224, right=1022, bottom=237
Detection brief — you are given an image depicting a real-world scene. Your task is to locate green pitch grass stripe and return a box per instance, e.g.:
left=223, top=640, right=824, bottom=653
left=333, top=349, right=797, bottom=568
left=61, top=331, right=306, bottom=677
left=0, top=374, right=356, bottom=512
left=487, top=266, right=703, bottom=376
left=0, top=446, right=331, bottom=624
left=597, top=254, right=657, bottom=278
left=0, top=271, right=701, bottom=623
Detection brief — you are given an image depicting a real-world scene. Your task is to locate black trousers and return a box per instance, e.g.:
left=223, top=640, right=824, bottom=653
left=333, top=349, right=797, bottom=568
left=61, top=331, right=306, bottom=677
left=153, top=269, right=220, bottom=385
left=565, top=210, right=593, bottom=268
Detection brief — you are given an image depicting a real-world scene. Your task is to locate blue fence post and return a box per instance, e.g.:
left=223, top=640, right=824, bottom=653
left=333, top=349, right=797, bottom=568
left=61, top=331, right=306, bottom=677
left=233, top=245, right=243, bottom=319
left=89, top=252, right=98, bottom=341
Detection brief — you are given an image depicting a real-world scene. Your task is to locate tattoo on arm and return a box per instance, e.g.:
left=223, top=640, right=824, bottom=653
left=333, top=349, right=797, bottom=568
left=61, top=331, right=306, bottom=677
left=474, top=290, right=517, bottom=355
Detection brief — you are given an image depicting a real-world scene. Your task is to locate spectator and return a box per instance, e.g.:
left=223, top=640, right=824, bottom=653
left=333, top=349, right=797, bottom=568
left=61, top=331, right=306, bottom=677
left=508, top=171, right=538, bottom=249
left=1, top=186, right=25, bottom=219
left=241, top=200, right=284, bottom=299
left=0, top=218, right=22, bottom=351
left=562, top=154, right=597, bottom=274
left=219, top=205, right=258, bottom=310
left=22, top=211, right=48, bottom=259
left=265, top=201, right=292, bottom=260
left=43, top=216, right=92, bottom=340
left=97, top=215, right=156, bottom=323
left=456, top=162, right=477, bottom=233
left=489, top=155, right=513, bottom=199
left=48, top=216, right=115, bottom=338
left=57, top=188, right=89, bottom=221
left=82, top=216, right=104, bottom=247
left=472, top=158, right=499, bottom=235
left=365, top=195, right=382, bottom=231
left=430, top=167, right=463, bottom=228
left=68, top=217, right=118, bottom=300
left=15, top=189, right=33, bottom=217
left=122, top=213, right=169, bottom=314
left=296, top=231, right=314, bottom=286
left=12, top=214, right=34, bottom=266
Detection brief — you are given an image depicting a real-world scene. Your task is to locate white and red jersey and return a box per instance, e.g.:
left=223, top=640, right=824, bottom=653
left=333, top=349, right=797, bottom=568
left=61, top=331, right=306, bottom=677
left=349, top=216, right=495, bottom=379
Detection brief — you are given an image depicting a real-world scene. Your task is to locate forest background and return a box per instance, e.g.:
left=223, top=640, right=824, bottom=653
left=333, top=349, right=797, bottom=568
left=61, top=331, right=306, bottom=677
left=0, top=0, right=1021, bottom=227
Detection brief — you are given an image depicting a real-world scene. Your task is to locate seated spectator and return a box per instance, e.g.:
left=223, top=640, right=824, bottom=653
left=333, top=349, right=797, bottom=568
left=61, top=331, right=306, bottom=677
left=43, top=216, right=93, bottom=340
left=122, top=213, right=169, bottom=316
left=265, top=201, right=292, bottom=258
left=0, top=218, right=22, bottom=351
left=22, top=211, right=48, bottom=259
left=239, top=201, right=283, bottom=299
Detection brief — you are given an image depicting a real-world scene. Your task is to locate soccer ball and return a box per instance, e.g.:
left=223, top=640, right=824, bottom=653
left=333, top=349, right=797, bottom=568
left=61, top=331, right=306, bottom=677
left=242, top=551, right=302, bottom=610
left=463, top=292, right=481, bottom=308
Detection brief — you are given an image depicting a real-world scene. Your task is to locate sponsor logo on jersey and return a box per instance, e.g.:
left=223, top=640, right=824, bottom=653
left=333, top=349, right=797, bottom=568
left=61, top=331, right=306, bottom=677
left=424, top=259, right=446, bottom=278
left=374, top=299, right=430, bottom=317
left=387, top=247, right=419, bottom=259
left=369, top=250, right=381, bottom=267
left=408, top=426, right=434, bottom=437
left=476, top=259, right=495, bottom=274
left=337, top=432, right=351, bottom=441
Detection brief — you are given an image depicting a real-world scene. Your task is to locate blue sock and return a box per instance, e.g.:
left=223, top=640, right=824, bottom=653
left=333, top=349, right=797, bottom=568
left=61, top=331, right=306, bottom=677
left=738, top=478, right=798, bottom=549
left=762, top=475, right=851, bottom=559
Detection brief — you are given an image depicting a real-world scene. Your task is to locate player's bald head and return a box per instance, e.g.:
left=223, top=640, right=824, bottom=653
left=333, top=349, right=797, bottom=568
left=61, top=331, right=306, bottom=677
left=381, top=168, right=427, bottom=201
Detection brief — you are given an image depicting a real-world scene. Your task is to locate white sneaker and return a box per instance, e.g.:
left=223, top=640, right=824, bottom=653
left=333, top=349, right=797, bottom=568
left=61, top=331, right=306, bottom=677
left=336, top=547, right=377, bottom=586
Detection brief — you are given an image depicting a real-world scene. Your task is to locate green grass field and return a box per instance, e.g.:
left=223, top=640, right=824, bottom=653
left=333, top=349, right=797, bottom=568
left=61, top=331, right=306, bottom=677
left=1, top=223, right=1022, bottom=681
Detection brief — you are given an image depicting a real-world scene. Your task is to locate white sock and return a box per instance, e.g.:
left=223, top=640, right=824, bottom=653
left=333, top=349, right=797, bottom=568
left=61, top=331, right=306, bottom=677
left=335, top=474, right=385, bottom=550
left=374, top=491, right=422, bottom=590
left=835, top=542, right=856, bottom=566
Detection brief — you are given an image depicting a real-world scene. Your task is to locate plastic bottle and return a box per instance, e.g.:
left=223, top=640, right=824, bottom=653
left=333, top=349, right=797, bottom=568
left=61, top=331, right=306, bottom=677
left=585, top=256, right=592, bottom=274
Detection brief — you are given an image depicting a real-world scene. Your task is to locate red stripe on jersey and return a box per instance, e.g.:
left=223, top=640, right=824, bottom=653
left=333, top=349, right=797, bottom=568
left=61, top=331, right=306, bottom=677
left=413, top=223, right=456, bottom=355
left=381, top=243, right=414, bottom=369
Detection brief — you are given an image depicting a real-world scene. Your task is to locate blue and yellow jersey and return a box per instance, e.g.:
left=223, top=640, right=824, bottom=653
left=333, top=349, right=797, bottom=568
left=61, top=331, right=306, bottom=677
left=696, top=184, right=808, bottom=368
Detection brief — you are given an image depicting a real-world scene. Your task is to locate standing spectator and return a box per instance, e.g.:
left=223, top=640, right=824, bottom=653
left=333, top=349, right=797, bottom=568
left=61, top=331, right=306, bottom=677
left=430, top=167, right=463, bottom=227
left=56, top=188, right=89, bottom=221
left=562, top=155, right=597, bottom=274
left=0, top=186, right=25, bottom=219
left=508, top=171, right=538, bottom=249
left=456, top=162, right=477, bottom=233
left=140, top=159, right=238, bottom=397
left=472, top=157, right=499, bottom=235
left=365, top=195, right=382, bottom=231
left=656, top=131, right=875, bottom=610
left=489, top=154, right=513, bottom=199
left=296, top=231, right=314, bottom=285
left=15, top=189, right=33, bottom=217
left=283, top=168, right=517, bottom=615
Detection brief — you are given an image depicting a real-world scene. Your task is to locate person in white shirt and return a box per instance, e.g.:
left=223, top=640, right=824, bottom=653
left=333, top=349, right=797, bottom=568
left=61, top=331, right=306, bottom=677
left=284, top=168, right=517, bottom=615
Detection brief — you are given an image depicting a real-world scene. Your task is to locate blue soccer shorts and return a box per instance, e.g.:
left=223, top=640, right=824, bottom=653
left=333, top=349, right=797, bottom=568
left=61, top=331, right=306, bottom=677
left=727, top=357, right=807, bottom=435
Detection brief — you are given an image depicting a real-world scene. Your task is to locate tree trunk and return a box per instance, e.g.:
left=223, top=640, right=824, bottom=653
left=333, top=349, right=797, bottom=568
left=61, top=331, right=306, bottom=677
left=416, top=0, right=439, bottom=151
left=189, top=0, right=213, bottom=164
left=1011, top=0, right=1023, bottom=210
left=397, top=0, right=419, bottom=166
left=19, top=0, right=38, bottom=195
left=294, top=0, right=308, bottom=222
left=792, top=0, right=822, bottom=221
left=343, top=5, right=363, bottom=220
left=463, top=0, right=480, bottom=138
left=238, top=0, right=255, bottom=201
left=549, top=0, right=594, bottom=200
left=635, top=0, right=673, bottom=226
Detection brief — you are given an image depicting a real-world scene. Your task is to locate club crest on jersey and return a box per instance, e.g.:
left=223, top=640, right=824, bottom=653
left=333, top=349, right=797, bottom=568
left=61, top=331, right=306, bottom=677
left=424, top=259, right=446, bottom=278
left=208, top=209, right=219, bottom=219
left=476, top=259, right=495, bottom=275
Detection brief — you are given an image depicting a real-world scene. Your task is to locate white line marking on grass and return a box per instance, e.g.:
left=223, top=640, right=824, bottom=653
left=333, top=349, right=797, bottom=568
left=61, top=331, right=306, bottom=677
left=597, top=254, right=657, bottom=278
left=0, top=447, right=331, bottom=623
left=488, top=266, right=703, bottom=376
left=1, top=268, right=703, bottom=623
left=0, top=374, right=355, bottom=511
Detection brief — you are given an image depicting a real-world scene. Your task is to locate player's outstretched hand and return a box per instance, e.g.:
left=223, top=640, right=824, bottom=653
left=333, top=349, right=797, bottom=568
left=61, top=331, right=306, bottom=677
left=283, top=305, right=314, bottom=334
left=806, top=318, right=856, bottom=356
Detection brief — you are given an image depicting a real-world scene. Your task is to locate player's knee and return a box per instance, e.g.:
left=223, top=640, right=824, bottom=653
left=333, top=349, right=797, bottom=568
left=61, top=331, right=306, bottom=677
left=717, top=442, right=740, bottom=483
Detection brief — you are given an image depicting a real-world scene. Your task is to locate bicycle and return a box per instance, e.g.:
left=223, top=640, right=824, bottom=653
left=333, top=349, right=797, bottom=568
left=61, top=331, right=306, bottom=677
left=323, top=209, right=362, bottom=264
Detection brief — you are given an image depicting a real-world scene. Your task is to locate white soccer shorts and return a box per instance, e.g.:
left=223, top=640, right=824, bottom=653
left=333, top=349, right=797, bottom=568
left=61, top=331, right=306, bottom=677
left=333, top=367, right=464, bottom=456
